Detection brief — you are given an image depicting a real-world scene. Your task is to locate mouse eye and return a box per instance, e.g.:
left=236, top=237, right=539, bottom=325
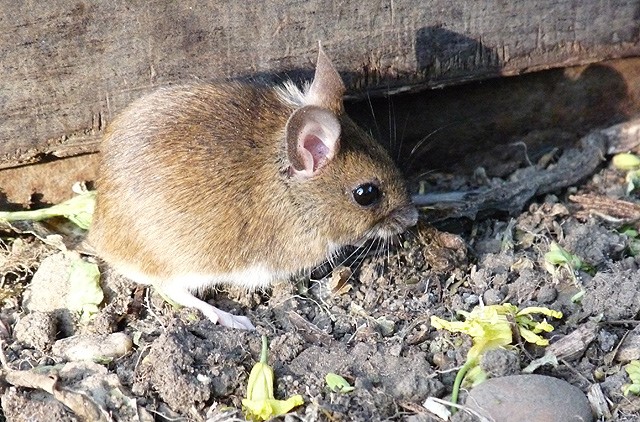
left=352, top=183, right=382, bottom=207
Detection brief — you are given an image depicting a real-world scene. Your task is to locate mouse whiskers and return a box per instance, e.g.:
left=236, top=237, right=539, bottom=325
left=366, top=91, right=382, bottom=142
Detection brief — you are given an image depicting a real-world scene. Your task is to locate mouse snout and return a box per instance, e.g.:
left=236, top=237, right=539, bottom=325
left=371, top=204, right=419, bottom=240
left=394, top=204, right=419, bottom=230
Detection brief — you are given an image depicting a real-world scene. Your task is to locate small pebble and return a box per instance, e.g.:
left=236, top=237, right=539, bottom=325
left=536, top=285, right=558, bottom=303
left=597, top=329, right=617, bottom=353
left=474, top=239, right=501, bottom=254
left=464, top=294, right=480, bottom=307
left=463, top=374, right=593, bottom=422
left=52, top=332, right=133, bottom=362
left=482, top=288, right=504, bottom=305
left=480, top=348, right=520, bottom=377
left=23, top=252, right=80, bottom=336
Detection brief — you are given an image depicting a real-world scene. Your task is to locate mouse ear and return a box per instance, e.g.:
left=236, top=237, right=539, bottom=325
left=305, top=43, right=346, bottom=112
left=285, top=105, right=341, bottom=179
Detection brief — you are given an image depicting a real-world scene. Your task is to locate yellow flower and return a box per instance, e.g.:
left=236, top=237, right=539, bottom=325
left=431, top=303, right=563, bottom=412
left=432, top=305, right=512, bottom=360
left=430, top=304, right=563, bottom=360
left=514, top=306, right=563, bottom=346
left=242, top=336, right=304, bottom=421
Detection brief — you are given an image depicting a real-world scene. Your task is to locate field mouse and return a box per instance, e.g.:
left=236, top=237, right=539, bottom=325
left=88, top=46, right=418, bottom=330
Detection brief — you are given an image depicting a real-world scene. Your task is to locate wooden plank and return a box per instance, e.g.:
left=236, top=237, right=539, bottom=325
left=1, top=0, right=639, bottom=169
left=0, top=154, right=99, bottom=208
left=6, top=55, right=640, bottom=209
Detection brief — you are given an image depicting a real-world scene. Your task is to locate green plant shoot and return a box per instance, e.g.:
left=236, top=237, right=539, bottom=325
left=325, top=373, right=355, bottom=393
left=612, top=153, right=640, bottom=171
left=624, top=360, right=640, bottom=395
left=544, top=242, right=595, bottom=279
left=0, top=190, right=96, bottom=230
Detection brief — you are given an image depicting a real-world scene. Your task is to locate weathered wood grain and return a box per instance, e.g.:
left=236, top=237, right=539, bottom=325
left=0, top=154, right=99, bottom=208
left=1, top=0, right=639, bottom=169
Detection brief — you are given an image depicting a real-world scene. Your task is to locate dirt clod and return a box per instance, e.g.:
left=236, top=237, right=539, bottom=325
left=13, top=311, right=56, bottom=352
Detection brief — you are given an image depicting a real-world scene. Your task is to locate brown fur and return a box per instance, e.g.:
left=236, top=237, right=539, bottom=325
left=89, top=81, right=415, bottom=281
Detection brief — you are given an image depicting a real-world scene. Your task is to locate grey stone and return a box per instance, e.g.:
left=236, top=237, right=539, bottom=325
left=463, top=374, right=593, bottom=422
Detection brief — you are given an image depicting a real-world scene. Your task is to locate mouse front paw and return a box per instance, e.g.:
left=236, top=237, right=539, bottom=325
left=197, top=303, right=256, bottom=330
left=215, top=311, right=256, bottom=330
left=158, top=284, right=256, bottom=330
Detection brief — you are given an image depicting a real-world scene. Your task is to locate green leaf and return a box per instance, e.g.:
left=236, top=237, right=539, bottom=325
left=620, top=227, right=639, bottom=238
left=325, top=373, right=355, bottom=393
left=544, top=242, right=595, bottom=276
left=463, top=364, right=488, bottom=388
left=624, top=360, right=640, bottom=396
left=544, top=242, right=582, bottom=268
left=626, top=170, right=640, bottom=194
left=613, top=153, right=640, bottom=170
left=66, top=257, right=103, bottom=322
left=523, top=352, right=559, bottom=373
left=571, top=290, right=586, bottom=303
left=629, top=239, right=640, bottom=257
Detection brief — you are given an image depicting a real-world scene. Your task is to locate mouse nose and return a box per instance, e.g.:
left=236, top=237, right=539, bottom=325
left=395, top=205, right=419, bottom=229
left=377, top=204, right=418, bottom=239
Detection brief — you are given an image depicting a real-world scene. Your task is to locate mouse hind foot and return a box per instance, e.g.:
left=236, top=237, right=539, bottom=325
left=157, top=283, right=255, bottom=330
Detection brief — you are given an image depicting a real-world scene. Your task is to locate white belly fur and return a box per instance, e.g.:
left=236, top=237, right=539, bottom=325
left=176, top=265, right=280, bottom=292
left=114, top=262, right=281, bottom=292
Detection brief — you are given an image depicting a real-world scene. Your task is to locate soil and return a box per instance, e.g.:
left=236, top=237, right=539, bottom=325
left=1, top=119, right=640, bottom=421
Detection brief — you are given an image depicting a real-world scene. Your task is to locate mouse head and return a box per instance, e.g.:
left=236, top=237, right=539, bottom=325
left=282, top=46, right=417, bottom=247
